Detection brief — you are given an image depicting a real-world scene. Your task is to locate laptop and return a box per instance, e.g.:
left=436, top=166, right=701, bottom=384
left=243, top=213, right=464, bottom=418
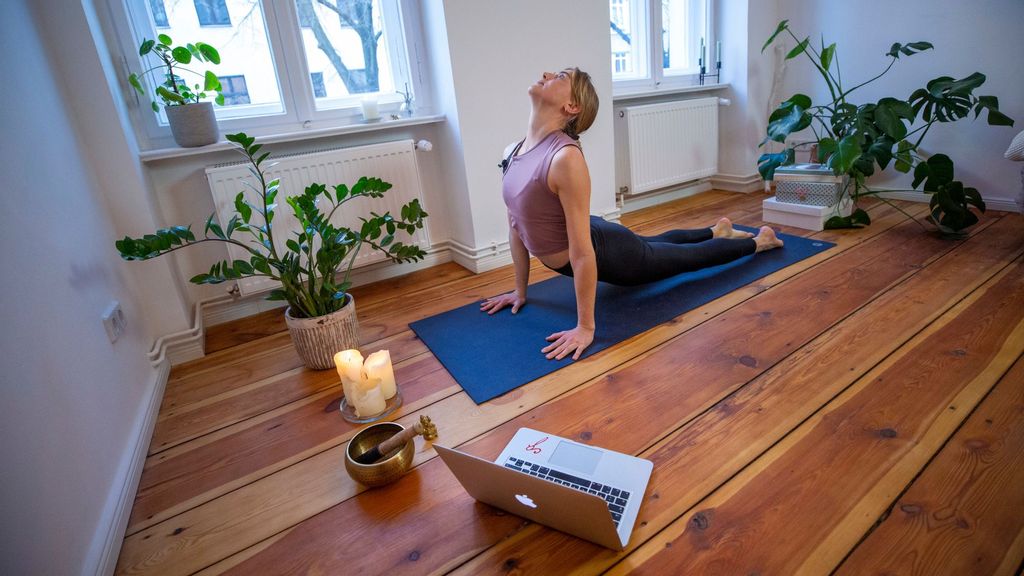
left=435, top=427, right=653, bottom=549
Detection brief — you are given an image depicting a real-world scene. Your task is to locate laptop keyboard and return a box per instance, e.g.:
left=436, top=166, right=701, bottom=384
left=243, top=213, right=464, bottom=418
left=504, top=457, right=631, bottom=526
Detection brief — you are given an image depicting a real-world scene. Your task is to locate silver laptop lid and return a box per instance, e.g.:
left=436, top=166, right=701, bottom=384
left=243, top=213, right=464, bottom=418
left=435, top=444, right=625, bottom=549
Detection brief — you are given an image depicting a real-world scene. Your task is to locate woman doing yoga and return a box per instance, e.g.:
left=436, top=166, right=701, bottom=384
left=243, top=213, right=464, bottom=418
left=481, top=67, right=784, bottom=361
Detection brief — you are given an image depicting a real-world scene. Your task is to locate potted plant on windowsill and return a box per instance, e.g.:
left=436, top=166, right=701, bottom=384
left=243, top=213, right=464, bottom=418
left=115, top=133, right=429, bottom=369
left=128, top=34, right=224, bottom=147
left=758, top=20, right=1014, bottom=235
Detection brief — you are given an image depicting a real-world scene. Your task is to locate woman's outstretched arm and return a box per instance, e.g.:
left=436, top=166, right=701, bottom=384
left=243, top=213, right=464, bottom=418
left=543, top=145, right=596, bottom=360
left=481, top=213, right=530, bottom=314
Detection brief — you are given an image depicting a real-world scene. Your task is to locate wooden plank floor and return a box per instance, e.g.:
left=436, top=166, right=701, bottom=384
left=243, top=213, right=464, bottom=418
left=115, top=191, right=1024, bottom=576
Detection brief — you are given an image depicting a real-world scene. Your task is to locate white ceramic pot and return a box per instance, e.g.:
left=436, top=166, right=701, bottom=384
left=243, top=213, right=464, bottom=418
left=284, top=296, right=360, bottom=370
left=165, top=101, right=219, bottom=147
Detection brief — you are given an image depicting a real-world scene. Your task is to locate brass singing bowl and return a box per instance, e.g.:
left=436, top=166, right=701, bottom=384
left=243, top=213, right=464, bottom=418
left=345, top=422, right=415, bottom=487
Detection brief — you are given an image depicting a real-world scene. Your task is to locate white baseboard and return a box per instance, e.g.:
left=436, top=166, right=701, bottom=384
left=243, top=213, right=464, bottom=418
left=711, top=172, right=764, bottom=193
left=876, top=190, right=1021, bottom=213
left=447, top=238, right=512, bottom=273
left=621, top=180, right=713, bottom=213
left=90, top=358, right=171, bottom=576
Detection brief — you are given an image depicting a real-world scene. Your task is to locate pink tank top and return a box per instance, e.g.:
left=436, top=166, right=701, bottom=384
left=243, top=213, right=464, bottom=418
left=501, top=131, right=581, bottom=256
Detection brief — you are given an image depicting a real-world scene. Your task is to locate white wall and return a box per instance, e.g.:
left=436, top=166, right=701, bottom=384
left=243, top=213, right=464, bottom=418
left=0, top=1, right=166, bottom=574
left=715, top=0, right=781, bottom=188
left=775, top=0, right=1024, bottom=206
left=436, top=0, right=617, bottom=267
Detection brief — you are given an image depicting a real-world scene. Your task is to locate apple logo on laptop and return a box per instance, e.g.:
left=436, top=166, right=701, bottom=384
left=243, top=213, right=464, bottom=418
left=515, top=494, right=537, bottom=508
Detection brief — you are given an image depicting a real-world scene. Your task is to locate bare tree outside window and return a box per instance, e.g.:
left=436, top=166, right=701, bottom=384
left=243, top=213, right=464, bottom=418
left=296, top=0, right=382, bottom=94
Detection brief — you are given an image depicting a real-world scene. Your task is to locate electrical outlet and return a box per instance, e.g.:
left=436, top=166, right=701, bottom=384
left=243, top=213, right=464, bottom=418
left=102, top=301, right=126, bottom=343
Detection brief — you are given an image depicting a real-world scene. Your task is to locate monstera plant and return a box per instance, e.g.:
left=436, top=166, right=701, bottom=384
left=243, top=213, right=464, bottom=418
left=758, top=20, right=1014, bottom=233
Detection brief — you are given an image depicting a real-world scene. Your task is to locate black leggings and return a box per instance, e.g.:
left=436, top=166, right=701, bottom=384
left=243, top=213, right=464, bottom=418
left=552, top=216, right=757, bottom=286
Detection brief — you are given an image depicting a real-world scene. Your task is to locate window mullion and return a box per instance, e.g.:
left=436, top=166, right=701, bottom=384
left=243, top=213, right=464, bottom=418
left=648, top=0, right=663, bottom=87
left=263, top=0, right=311, bottom=124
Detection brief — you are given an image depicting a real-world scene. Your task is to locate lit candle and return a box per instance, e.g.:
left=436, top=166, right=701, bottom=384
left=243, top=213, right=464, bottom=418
left=363, top=350, right=396, bottom=399
left=360, top=95, right=379, bottom=121
left=334, top=349, right=364, bottom=406
left=353, top=377, right=386, bottom=417
left=716, top=40, right=721, bottom=64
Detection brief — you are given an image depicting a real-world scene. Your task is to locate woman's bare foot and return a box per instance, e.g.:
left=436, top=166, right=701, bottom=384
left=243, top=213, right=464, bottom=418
left=754, top=226, right=784, bottom=252
left=711, top=217, right=755, bottom=239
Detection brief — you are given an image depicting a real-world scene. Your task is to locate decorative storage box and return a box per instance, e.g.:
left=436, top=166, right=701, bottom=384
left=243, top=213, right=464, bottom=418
left=763, top=196, right=853, bottom=232
left=774, top=164, right=848, bottom=206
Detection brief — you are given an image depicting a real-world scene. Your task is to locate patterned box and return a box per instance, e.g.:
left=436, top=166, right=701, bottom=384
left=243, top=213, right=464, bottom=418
left=774, top=164, right=848, bottom=206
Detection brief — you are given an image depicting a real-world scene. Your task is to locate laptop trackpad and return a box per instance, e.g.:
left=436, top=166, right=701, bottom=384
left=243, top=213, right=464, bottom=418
left=548, top=440, right=602, bottom=475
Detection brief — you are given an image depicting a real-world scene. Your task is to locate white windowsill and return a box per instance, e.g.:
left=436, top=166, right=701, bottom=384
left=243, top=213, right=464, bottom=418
left=138, top=114, right=447, bottom=163
left=613, top=83, right=729, bottom=102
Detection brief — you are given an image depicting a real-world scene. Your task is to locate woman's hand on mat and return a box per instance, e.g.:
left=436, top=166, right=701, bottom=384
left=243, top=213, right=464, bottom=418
left=481, top=292, right=526, bottom=315
left=543, top=325, right=594, bottom=361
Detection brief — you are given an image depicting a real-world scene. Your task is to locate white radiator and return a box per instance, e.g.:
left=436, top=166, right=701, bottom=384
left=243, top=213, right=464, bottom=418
left=615, top=97, right=719, bottom=196
left=205, top=139, right=429, bottom=297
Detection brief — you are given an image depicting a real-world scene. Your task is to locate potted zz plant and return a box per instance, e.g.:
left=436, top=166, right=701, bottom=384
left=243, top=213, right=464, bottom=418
left=115, top=133, right=429, bottom=369
left=758, top=20, right=1014, bottom=235
left=128, top=34, right=224, bottom=147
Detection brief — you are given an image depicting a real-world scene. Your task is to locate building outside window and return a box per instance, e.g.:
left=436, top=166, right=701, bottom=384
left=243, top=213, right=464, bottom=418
left=194, top=0, right=231, bottom=27
left=310, top=72, right=326, bottom=98
left=149, top=0, right=169, bottom=28
left=610, top=0, right=710, bottom=92
left=219, top=74, right=250, bottom=105
left=613, top=51, right=628, bottom=74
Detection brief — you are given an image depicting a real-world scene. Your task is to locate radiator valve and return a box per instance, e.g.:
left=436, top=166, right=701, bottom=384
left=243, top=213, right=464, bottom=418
left=415, top=140, right=433, bottom=152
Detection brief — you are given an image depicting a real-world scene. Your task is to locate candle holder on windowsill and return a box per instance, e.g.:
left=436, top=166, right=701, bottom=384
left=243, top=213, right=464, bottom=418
left=340, top=388, right=404, bottom=424
left=699, top=61, right=722, bottom=86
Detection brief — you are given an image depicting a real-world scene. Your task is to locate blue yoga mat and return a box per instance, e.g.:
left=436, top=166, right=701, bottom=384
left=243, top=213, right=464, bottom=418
left=410, top=228, right=834, bottom=404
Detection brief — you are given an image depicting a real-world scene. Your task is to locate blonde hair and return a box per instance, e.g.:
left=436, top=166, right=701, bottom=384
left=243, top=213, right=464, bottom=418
left=564, top=67, right=599, bottom=140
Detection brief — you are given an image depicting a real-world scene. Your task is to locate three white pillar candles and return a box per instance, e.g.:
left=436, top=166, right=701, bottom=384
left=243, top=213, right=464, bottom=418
left=333, top=348, right=397, bottom=417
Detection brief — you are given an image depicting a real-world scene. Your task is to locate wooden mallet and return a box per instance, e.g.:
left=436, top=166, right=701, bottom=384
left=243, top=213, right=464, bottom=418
left=352, top=415, right=438, bottom=464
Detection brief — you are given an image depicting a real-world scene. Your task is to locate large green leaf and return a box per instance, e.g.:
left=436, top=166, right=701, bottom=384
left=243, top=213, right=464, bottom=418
left=886, top=41, right=933, bottom=58
left=171, top=46, right=192, bottom=64
left=866, top=136, right=895, bottom=170
left=155, top=85, right=184, bottom=103
left=786, top=37, right=810, bottom=60
left=139, top=39, right=155, bottom=56
left=824, top=208, right=871, bottom=229
left=826, top=134, right=863, bottom=174
left=765, top=95, right=813, bottom=143
left=157, top=33, right=173, bottom=46
left=204, top=70, right=221, bottom=91
left=817, top=137, right=836, bottom=163
left=974, top=95, right=1015, bottom=126
left=757, top=151, right=791, bottom=180
left=196, top=42, right=221, bottom=64
left=762, top=20, right=790, bottom=53
left=820, top=43, right=835, bottom=71
left=912, top=154, right=954, bottom=191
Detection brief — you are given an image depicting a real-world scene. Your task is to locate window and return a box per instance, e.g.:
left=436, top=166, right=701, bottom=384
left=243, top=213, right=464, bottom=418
left=613, top=51, right=628, bottom=74
left=116, top=0, right=420, bottom=144
left=219, top=75, right=251, bottom=105
left=194, top=0, right=231, bottom=26
left=295, top=0, right=404, bottom=109
left=149, top=0, right=168, bottom=27
left=610, top=0, right=711, bottom=93
left=310, top=72, right=326, bottom=98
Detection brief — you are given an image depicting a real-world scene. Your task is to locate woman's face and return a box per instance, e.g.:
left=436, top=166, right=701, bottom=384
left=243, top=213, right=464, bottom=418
left=529, top=69, right=574, bottom=110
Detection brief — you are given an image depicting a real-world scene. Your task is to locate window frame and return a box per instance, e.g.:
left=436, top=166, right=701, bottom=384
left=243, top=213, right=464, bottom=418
left=611, top=0, right=714, bottom=97
left=108, top=0, right=431, bottom=149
